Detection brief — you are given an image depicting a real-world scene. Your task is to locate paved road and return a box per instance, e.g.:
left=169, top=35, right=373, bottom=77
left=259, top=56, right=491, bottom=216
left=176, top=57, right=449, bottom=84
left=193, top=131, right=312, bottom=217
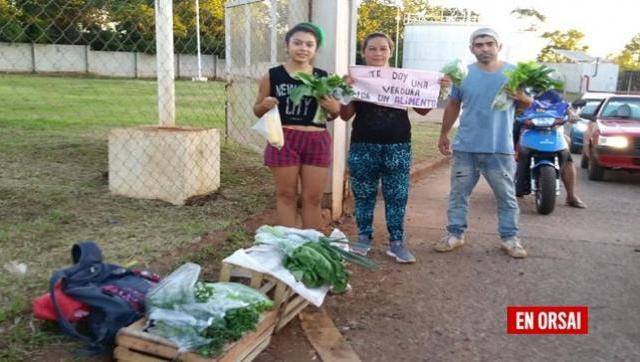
left=322, top=154, right=640, bottom=362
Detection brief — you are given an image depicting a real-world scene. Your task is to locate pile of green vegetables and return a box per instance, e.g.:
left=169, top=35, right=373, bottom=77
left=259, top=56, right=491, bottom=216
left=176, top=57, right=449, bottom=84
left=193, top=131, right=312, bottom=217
left=255, top=226, right=377, bottom=293
left=192, top=282, right=273, bottom=357
left=146, top=264, right=273, bottom=358
left=493, top=61, right=564, bottom=110
left=289, top=72, right=353, bottom=125
left=439, top=59, right=467, bottom=99
left=284, top=237, right=377, bottom=293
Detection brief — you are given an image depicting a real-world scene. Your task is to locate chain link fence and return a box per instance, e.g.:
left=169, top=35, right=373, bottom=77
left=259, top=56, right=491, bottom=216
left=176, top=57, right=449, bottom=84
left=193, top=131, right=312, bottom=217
left=618, top=70, right=640, bottom=93
left=0, top=1, right=310, bottom=339
left=1, top=0, right=230, bottom=204
left=225, top=0, right=308, bottom=152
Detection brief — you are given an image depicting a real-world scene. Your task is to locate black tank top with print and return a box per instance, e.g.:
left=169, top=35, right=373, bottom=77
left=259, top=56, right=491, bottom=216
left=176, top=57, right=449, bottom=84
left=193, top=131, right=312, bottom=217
left=269, top=65, right=328, bottom=128
left=351, top=101, right=411, bottom=144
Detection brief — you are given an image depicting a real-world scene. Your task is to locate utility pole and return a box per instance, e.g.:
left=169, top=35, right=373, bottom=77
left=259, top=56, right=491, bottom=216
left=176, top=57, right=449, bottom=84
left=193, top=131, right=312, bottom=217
left=395, top=5, right=400, bottom=67
left=193, top=0, right=207, bottom=81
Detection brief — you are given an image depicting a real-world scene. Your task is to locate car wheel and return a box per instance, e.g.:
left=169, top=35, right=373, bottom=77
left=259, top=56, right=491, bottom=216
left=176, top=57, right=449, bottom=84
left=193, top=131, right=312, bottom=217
left=587, top=156, right=605, bottom=181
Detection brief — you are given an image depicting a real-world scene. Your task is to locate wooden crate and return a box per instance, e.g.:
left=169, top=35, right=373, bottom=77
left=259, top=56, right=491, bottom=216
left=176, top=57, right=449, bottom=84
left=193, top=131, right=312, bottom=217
left=114, top=263, right=308, bottom=361
left=217, top=263, right=310, bottom=332
left=115, top=310, right=276, bottom=362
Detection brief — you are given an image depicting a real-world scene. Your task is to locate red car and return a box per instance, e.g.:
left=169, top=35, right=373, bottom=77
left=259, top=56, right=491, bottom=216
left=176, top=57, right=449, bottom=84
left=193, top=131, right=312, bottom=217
left=578, top=95, right=640, bottom=180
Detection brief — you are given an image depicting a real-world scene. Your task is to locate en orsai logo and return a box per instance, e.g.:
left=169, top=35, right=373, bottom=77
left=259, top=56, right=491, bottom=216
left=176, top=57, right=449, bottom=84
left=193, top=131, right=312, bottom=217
left=507, top=306, right=588, bottom=334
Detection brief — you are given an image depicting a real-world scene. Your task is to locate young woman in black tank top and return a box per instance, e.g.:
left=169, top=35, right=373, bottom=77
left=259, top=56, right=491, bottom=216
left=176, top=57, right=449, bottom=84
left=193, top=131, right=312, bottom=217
left=253, top=23, right=340, bottom=231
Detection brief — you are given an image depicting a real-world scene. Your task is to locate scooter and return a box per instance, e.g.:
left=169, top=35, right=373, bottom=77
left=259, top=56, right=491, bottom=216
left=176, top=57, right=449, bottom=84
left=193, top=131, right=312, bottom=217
left=515, top=98, right=569, bottom=215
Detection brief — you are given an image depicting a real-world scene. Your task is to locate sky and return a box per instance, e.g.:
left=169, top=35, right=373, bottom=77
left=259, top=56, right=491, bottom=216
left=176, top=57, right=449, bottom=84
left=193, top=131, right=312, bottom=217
left=431, top=0, right=638, bottom=57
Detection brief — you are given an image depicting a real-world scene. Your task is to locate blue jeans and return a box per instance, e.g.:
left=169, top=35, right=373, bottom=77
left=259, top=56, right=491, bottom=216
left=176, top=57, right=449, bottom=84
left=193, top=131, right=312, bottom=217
left=446, top=151, right=519, bottom=240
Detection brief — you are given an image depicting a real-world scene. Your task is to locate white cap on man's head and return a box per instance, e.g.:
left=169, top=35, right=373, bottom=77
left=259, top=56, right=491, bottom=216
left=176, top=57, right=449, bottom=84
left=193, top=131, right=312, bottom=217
left=469, top=27, right=501, bottom=45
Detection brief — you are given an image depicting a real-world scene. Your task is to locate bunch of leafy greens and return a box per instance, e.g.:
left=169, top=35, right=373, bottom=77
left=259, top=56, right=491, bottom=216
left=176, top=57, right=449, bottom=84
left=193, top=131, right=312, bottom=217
left=284, top=237, right=377, bottom=293
left=492, top=61, right=564, bottom=110
left=439, top=59, right=467, bottom=99
left=195, top=282, right=273, bottom=357
left=289, top=72, right=353, bottom=125
left=254, top=226, right=377, bottom=293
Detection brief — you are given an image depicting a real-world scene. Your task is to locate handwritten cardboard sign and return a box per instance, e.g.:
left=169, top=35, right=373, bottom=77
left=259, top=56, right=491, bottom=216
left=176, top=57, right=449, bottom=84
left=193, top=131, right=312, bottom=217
left=349, top=65, right=442, bottom=109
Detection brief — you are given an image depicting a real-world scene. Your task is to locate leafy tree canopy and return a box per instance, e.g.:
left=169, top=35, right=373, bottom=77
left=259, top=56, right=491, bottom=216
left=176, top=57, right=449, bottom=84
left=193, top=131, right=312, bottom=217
left=537, top=29, right=589, bottom=63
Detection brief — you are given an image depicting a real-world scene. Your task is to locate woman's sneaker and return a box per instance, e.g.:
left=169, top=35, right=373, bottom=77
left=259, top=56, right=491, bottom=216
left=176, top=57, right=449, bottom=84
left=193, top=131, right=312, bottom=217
left=434, top=234, right=465, bottom=252
left=386, top=241, right=416, bottom=264
left=351, top=235, right=372, bottom=256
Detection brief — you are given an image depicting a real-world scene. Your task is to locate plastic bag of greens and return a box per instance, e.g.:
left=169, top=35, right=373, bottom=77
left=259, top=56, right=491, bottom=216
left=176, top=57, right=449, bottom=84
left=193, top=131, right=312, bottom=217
left=146, top=308, right=217, bottom=352
left=439, top=59, right=467, bottom=100
left=254, top=225, right=322, bottom=255
left=195, top=282, right=273, bottom=312
left=146, top=262, right=200, bottom=310
left=144, top=263, right=274, bottom=355
left=145, top=263, right=210, bottom=352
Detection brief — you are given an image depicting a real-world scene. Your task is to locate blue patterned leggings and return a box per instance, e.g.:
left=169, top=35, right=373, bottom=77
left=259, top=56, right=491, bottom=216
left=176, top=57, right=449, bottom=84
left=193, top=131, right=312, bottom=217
left=348, top=143, right=411, bottom=242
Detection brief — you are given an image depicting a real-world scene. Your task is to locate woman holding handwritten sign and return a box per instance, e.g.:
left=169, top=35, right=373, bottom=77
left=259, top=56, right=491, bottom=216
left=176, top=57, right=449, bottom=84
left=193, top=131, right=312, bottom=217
left=253, top=23, right=341, bottom=231
left=340, top=32, right=449, bottom=263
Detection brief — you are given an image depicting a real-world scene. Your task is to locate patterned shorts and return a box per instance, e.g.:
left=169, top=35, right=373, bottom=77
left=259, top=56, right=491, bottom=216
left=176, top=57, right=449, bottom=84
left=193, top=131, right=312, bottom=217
left=264, top=128, right=332, bottom=167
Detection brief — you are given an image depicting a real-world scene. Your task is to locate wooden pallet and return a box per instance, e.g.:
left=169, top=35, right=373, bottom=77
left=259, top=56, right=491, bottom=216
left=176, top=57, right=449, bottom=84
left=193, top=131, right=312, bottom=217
left=114, top=263, right=309, bottom=361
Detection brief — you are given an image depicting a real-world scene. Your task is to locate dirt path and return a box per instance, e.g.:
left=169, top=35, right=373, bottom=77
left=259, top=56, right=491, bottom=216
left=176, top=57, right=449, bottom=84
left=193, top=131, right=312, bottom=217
left=261, top=160, right=640, bottom=361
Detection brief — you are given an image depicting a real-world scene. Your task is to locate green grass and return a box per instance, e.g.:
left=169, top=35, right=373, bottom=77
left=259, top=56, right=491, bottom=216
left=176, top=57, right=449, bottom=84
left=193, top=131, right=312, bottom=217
left=411, top=120, right=443, bottom=165
left=0, top=74, right=446, bottom=360
left=0, top=74, right=225, bottom=130
left=0, top=74, right=273, bottom=360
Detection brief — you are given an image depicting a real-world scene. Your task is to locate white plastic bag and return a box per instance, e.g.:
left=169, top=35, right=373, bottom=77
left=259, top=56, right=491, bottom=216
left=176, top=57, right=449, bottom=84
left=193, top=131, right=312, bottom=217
left=252, top=106, right=284, bottom=149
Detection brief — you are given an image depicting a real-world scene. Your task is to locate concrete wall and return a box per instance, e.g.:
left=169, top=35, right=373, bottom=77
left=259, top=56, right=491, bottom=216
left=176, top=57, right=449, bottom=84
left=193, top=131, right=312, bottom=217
left=89, top=50, right=136, bottom=77
left=0, top=43, right=32, bottom=72
left=35, top=43, right=87, bottom=73
left=177, top=53, right=219, bottom=78
left=136, top=52, right=158, bottom=78
left=403, top=23, right=544, bottom=72
left=0, top=42, right=226, bottom=79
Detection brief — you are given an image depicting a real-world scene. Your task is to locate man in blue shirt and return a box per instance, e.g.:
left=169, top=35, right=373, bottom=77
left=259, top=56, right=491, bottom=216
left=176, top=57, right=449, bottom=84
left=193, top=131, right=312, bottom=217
left=434, top=28, right=533, bottom=258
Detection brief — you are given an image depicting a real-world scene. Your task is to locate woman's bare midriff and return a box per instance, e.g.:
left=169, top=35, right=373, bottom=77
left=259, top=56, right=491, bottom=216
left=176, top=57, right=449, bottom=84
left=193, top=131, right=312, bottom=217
left=283, top=125, right=326, bottom=132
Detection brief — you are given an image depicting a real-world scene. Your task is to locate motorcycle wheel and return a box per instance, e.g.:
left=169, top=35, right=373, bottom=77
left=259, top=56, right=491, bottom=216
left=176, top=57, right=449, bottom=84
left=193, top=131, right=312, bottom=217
left=535, top=165, right=556, bottom=215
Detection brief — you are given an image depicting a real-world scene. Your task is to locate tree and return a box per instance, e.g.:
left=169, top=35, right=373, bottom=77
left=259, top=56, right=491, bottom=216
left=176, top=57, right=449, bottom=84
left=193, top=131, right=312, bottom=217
left=510, top=7, right=545, bottom=32
left=358, top=1, right=428, bottom=41
left=357, top=0, right=477, bottom=66
left=537, top=29, right=589, bottom=63
left=5, top=0, right=226, bottom=54
left=611, top=33, right=640, bottom=70
left=0, top=0, right=27, bottom=42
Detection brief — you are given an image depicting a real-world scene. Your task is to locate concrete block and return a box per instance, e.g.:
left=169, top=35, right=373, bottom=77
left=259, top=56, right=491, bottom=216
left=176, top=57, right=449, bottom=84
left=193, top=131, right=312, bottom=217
left=108, top=126, right=220, bottom=205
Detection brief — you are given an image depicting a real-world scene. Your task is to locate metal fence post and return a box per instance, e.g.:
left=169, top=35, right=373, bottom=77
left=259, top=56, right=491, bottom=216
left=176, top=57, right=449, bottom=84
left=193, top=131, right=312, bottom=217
left=30, top=43, right=36, bottom=73
left=85, top=45, right=89, bottom=74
